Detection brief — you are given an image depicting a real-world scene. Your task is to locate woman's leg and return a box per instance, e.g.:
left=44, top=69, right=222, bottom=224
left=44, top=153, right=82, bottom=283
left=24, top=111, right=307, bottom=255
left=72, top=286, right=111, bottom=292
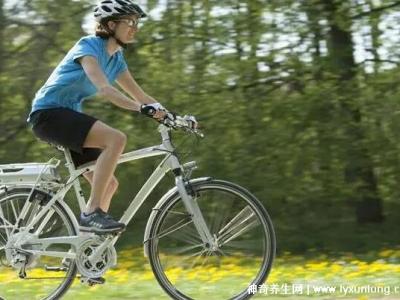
left=81, top=120, right=126, bottom=214
left=83, top=172, right=119, bottom=212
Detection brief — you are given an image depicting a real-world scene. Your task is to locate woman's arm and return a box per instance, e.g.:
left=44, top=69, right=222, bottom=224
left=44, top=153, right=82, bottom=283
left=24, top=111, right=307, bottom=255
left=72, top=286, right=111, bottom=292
left=79, top=56, right=142, bottom=111
left=116, top=70, right=159, bottom=105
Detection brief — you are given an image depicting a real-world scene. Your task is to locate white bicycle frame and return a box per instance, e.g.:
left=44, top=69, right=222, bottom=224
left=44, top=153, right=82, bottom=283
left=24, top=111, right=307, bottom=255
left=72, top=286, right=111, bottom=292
left=6, top=124, right=214, bottom=263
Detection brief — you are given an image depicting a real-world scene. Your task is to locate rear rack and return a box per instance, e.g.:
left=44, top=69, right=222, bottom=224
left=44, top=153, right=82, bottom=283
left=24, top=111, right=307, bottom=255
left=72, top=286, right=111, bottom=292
left=0, top=158, right=62, bottom=189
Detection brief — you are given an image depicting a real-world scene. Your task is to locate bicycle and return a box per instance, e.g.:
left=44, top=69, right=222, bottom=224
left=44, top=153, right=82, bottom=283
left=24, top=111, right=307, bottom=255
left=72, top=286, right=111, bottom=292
left=0, top=116, right=276, bottom=300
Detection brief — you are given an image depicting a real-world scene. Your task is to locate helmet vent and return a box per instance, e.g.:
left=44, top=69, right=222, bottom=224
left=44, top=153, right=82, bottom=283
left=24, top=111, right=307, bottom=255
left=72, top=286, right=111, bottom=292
left=116, top=0, right=129, bottom=5
left=114, top=7, right=126, bottom=13
left=102, top=5, right=112, bottom=12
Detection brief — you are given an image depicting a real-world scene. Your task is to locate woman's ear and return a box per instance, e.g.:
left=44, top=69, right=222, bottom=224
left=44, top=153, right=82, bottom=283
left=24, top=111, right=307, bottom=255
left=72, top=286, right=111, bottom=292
left=107, top=20, right=117, bottom=30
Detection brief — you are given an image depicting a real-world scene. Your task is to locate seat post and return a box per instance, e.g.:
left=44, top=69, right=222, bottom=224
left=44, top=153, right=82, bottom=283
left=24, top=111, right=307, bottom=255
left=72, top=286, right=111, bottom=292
left=62, top=147, right=88, bottom=212
left=62, top=147, right=77, bottom=173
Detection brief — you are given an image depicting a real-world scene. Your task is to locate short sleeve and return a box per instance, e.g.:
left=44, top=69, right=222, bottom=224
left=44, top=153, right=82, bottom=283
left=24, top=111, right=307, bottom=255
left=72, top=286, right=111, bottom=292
left=115, top=53, right=128, bottom=77
left=72, top=38, right=100, bottom=63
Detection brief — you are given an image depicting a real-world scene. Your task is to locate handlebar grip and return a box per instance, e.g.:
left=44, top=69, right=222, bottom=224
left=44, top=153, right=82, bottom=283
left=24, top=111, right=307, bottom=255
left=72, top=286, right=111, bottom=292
left=140, top=104, right=157, bottom=117
left=159, top=114, right=204, bottom=137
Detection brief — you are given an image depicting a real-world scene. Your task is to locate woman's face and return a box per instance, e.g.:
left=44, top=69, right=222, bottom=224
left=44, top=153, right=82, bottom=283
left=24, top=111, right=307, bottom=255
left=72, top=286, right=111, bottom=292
left=110, top=15, right=140, bottom=44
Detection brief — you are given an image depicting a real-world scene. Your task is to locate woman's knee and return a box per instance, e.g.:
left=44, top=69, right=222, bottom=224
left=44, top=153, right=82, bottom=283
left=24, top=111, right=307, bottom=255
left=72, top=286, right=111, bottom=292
left=109, top=176, right=119, bottom=190
left=83, top=171, right=94, bottom=184
left=83, top=121, right=126, bottom=150
left=109, top=130, right=127, bottom=149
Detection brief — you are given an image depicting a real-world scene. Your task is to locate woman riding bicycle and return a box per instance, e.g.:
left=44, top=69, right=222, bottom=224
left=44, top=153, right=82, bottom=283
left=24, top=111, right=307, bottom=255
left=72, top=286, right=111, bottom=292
left=27, top=0, right=173, bottom=234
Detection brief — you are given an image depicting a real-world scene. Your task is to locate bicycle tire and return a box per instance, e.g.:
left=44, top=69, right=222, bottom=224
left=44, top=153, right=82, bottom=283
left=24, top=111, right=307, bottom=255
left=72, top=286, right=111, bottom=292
left=147, top=179, right=276, bottom=300
left=0, top=187, right=77, bottom=300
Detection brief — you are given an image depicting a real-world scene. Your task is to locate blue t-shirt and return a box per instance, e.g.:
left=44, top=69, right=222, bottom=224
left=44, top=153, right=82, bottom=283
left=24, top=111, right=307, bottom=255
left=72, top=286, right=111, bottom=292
left=27, top=35, right=128, bottom=121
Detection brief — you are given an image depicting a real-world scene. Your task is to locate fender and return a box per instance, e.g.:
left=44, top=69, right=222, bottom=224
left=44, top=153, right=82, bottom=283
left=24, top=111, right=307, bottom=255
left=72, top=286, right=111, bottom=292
left=0, top=185, right=80, bottom=234
left=143, top=177, right=212, bottom=257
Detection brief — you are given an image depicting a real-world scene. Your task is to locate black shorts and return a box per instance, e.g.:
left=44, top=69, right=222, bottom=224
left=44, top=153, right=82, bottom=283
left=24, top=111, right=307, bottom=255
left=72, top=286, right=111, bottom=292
left=29, top=108, right=102, bottom=167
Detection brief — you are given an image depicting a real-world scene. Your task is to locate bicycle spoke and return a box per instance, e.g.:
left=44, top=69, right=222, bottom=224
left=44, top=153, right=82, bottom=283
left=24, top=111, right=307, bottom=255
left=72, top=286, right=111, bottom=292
left=210, top=204, right=222, bottom=235
left=213, top=198, right=233, bottom=235
left=9, top=199, right=19, bottom=222
left=0, top=230, right=7, bottom=244
left=26, top=200, right=41, bottom=228
left=219, top=219, right=258, bottom=246
left=41, top=218, right=63, bottom=237
left=189, top=249, right=208, bottom=269
left=158, top=212, right=203, bottom=246
left=150, top=181, right=275, bottom=300
left=200, top=250, right=213, bottom=268
left=0, top=203, right=13, bottom=239
left=165, top=209, right=191, bottom=216
left=0, top=189, right=78, bottom=300
left=35, top=209, right=55, bottom=235
left=0, top=217, right=13, bottom=227
left=0, top=204, right=7, bottom=221
left=221, top=239, right=264, bottom=251
left=179, top=248, right=206, bottom=263
left=161, top=243, right=204, bottom=256
left=217, top=206, right=258, bottom=245
left=168, top=225, right=203, bottom=246
left=216, top=247, right=229, bottom=257
left=217, top=206, right=253, bottom=236
left=207, top=196, right=221, bottom=235
left=16, top=198, right=21, bottom=219
left=156, top=217, right=194, bottom=240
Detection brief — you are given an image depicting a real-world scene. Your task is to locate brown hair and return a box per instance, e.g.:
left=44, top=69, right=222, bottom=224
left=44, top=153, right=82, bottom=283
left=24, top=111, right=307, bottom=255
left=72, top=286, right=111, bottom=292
left=95, top=15, right=134, bottom=38
left=95, top=22, right=112, bottom=39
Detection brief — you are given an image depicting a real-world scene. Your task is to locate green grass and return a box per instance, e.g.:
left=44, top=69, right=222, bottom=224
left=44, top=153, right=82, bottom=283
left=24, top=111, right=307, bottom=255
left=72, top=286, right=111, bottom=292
left=1, top=247, right=399, bottom=300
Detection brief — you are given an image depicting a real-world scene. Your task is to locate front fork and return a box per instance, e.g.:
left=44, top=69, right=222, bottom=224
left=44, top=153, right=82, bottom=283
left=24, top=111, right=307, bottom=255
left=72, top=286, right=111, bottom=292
left=158, top=125, right=214, bottom=247
left=174, top=175, right=215, bottom=247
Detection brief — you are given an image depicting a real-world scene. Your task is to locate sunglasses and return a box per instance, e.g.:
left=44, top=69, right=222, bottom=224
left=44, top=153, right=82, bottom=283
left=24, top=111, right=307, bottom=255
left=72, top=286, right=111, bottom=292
left=116, top=19, right=139, bottom=28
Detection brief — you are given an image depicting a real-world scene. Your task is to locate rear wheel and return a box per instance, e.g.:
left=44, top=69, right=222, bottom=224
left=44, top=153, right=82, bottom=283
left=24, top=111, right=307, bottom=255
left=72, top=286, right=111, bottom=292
left=147, top=179, right=276, bottom=300
left=0, top=187, right=77, bottom=300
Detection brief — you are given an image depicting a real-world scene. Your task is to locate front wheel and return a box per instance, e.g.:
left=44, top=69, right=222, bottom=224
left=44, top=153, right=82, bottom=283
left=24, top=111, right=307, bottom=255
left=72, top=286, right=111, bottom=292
left=147, top=179, right=276, bottom=300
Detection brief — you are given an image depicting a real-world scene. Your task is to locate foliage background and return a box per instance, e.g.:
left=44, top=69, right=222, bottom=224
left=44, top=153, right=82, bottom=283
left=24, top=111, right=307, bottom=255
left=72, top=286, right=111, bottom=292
left=0, top=0, right=399, bottom=257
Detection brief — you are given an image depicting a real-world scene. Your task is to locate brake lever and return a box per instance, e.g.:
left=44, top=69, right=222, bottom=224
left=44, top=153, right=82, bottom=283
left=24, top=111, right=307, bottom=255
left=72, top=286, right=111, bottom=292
left=161, top=115, right=205, bottom=138
left=161, top=118, right=177, bottom=129
left=193, top=129, right=204, bottom=138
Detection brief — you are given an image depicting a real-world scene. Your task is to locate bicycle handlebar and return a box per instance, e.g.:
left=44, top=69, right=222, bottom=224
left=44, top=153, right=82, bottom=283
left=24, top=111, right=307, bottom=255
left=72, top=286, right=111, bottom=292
left=161, top=115, right=204, bottom=138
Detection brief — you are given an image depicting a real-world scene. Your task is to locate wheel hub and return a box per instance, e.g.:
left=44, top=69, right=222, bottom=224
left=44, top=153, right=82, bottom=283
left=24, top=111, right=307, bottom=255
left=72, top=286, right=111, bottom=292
left=5, top=232, right=39, bottom=269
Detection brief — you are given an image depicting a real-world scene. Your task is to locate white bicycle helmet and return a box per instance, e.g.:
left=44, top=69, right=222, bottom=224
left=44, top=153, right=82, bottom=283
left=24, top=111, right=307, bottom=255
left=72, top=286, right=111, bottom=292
left=94, top=0, right=147, bottom=22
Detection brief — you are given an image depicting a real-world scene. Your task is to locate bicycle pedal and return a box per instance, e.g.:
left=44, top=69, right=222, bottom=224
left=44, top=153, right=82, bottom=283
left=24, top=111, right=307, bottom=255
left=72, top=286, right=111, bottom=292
left=45, top=265, right=67, bottom=272
left=81, top=276, right=106, bottom=286
left=107, top=230, right=125, bottom=237
left=79, top=227, right=125, bottom=236
left=98, top=229, right=125, bottom=238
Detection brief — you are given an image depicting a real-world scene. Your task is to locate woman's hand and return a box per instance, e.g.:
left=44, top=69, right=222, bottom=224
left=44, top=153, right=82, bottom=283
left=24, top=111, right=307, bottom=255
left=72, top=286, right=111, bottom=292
left=183, top=115, right=199, bottom=129
left=140, top=103, right=168, bottom=121
left=153, top=110, right=167, bottom=121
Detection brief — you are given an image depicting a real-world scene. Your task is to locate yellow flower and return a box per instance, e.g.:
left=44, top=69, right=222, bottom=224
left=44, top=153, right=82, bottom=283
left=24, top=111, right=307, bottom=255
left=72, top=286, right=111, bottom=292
left=378, top=249, right=394, bottom=258
left=330, top=264, right=343, bottom=273
left=345, top=271, right=362, bottom=279
left=305, top=262, right=328, bottom=271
